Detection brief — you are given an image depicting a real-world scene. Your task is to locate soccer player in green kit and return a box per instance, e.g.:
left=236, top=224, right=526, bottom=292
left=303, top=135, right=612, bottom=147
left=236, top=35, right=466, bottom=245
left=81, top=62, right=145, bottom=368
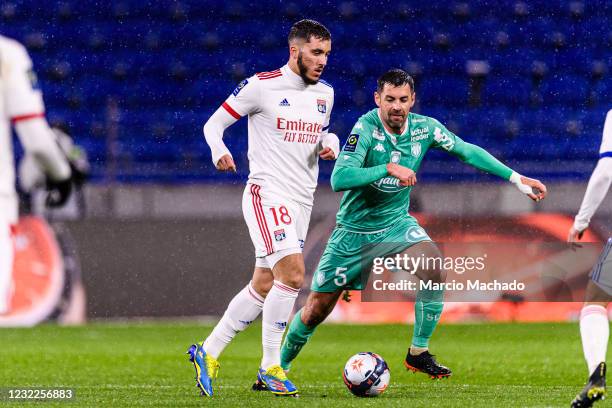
left=270, top=69, right=548, bottom=386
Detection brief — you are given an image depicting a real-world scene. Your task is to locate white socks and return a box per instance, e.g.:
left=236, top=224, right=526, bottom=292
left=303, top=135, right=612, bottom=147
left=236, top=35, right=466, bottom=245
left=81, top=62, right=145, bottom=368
left=580, top=304, right=609, bottom=375
left=203, top=281, right=264, bottom=359
left=261, top=280, right=299, bottom=370
left=0, top=224, right=13, bottom=314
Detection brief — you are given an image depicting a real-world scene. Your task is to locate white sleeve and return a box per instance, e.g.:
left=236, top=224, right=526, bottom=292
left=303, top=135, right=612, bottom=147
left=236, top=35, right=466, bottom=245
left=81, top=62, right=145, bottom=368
left=221, top=75, right=261, bottom=118
left=573, top=110, right=612, bottom=232
left=203, top=106, right=239, bottom=165
left=598, top=110, right=612, bottom=155
left=2, top=42, right=45, bottom=119
left=202, top=76, right=261, bottom=165
left=15, top=118, right=71, bottom=181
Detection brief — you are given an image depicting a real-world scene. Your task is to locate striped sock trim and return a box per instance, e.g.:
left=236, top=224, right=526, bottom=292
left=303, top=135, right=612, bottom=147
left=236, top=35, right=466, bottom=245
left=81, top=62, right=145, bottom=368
left=248, top=282, right=265, bottom=305
left=273, top=280, right=300, bottom=294
left=581, top=304, right=607, bottom=319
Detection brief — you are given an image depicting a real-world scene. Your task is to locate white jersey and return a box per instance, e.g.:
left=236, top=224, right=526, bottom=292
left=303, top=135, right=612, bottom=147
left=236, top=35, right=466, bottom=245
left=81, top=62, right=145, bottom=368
left=222, top=64, right=334, bottom=207
left=574, top=109, right=612, bottom=232
left=0, top=35, right=45, bottom=199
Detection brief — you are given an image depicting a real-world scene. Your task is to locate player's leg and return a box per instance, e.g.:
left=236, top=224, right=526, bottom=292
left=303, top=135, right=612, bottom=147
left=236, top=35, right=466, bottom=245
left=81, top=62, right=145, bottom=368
left=187, top=185, right=277, bottom=397
left=187, top=266, right=273, bottom=397
left=280, top=228, right=366, bottom=372
left=280, top=290, right=343, bottom=371
left=255, top=196, right=312, bottom=395
left=202, top=266, right=272, bottom=359
left=401, top=240, right=452, bottom=378
left=572, top=240, right=612, bottom=407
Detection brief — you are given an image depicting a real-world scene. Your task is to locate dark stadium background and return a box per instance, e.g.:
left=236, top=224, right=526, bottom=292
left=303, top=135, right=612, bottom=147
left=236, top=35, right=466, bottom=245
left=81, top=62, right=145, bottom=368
left=1, top=0, right=610, bottom=320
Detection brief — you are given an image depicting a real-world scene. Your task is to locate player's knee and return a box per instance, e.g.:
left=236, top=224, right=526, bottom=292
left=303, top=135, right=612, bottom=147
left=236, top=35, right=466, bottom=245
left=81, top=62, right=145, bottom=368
left=282, top=272, right=304, bottom=290
left=251, top=278, right=273, bottom=298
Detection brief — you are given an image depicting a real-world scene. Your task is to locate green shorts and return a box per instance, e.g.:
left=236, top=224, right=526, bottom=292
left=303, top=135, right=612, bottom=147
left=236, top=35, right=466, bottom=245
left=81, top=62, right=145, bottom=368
left=311, top=216, right=431, bottom=292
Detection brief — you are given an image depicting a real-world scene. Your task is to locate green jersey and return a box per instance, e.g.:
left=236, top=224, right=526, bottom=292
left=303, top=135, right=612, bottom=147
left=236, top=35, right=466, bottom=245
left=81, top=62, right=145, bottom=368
left=331, top=108, right=513, bottom=232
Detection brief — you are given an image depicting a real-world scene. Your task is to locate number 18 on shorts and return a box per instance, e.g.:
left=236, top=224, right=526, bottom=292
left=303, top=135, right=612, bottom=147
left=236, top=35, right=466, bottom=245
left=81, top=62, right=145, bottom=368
left=242, top=183, right=311, bottom=258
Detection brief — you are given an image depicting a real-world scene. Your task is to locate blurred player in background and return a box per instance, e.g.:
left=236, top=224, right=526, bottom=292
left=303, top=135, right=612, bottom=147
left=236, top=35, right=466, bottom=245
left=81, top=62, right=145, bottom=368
left=0, top=35, right=72, bottom=315
left=188, top=19, right=339, bottom=397
left=569, top=109, right=612, bottom=408
left=280, top=69, right=547, bottom=380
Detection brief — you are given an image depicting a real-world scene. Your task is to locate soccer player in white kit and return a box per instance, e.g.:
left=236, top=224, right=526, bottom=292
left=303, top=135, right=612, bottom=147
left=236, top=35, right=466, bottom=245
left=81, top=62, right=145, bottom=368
left=569, top=109, right=612, bottom=408
left=187, top=20, right=339, bottom=397
left=0, top=35, right=72, bottom=315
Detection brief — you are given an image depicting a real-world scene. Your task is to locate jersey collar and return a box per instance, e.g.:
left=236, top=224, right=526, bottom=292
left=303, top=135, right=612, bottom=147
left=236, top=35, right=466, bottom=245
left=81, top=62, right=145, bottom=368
left=282, top=64, right=307, bottom=89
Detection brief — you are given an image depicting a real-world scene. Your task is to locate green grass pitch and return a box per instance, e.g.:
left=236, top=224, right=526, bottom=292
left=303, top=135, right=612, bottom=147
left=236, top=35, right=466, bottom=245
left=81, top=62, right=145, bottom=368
left=0, top=321, right=596, bottom=407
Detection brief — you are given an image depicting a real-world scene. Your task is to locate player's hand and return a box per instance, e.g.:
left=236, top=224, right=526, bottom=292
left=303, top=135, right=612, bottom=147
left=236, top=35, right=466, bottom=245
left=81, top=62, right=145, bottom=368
left=567, top=226, right=585, bottom=243
left=510, top=172, right=547, bottom=202
left=319, top=147, right=336, bottom=160
left=387, top=163, right=417, bottom=186
left=216, top=154, right=236, bottom=172
left=45, top=177, right=73, bottom=208
left=520, top=176, right=547, bottom=201
left=320, top=132, right=340, bottom=160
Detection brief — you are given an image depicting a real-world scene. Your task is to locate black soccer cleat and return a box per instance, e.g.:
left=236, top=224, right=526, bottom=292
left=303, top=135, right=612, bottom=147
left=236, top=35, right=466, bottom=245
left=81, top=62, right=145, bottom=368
left=251, top=378, right=268, bottom=392
left=404, top=348, right=452, bottom=379
left=571, top=362, right=606, bottom=408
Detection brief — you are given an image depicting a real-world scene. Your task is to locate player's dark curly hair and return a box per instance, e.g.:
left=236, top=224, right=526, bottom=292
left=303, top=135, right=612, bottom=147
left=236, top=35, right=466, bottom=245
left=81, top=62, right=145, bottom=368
left=288, top=19, right=331, bottom=43
left=377, top=69, right=415, bottom=93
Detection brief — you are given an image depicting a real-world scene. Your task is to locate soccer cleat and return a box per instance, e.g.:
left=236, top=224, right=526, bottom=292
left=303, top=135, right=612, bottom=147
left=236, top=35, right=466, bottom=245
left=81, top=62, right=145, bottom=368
left=186, top=342, right=220, bottom=397
left=404, top=348, right=452, bottom=379
left=257, top=365, right=298, bottom=396
left=571, top=362, right=607, bottom=408
left=251, top=378, right=269, bottom=392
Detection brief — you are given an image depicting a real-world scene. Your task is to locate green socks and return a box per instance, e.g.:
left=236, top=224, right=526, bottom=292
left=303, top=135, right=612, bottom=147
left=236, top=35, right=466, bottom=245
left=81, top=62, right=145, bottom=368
left=411, top=288, right=444, bottom=348
left=280, top=309, right=316, bottom=371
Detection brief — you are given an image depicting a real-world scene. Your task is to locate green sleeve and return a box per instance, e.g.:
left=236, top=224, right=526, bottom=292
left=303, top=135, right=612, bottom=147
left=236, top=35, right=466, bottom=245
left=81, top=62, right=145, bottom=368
left=330, top=120, right=389, bottom=192
left=430, top=119, right=513, bottom=180
left=449, top=138, right=513, bottom=180
left=331, top=164, right=389, bottom=192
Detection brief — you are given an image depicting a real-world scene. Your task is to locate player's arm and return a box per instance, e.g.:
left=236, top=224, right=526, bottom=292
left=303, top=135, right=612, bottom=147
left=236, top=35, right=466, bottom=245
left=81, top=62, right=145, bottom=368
left=203, top=77, right=260, bottom=172
left=569, top=110, right=612, bottom=242
left=5, top=43, right=72, bottom=206
left=431, top=122, right=546, bottom=201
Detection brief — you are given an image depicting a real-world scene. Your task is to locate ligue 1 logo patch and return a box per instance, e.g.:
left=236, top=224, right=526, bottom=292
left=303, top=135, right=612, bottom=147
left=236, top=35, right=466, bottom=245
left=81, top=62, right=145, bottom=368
left=232, top=79, right=248, bottom=96
left=274, top=229, right=286, bottom=242
left=317, top=99, right=327, bottom=113
left=343, top=133, right=360, bottom=152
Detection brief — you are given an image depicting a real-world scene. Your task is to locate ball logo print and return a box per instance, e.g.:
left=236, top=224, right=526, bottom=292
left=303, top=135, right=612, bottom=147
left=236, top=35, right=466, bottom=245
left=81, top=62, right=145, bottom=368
left=343, top=352, right=390, bottom=397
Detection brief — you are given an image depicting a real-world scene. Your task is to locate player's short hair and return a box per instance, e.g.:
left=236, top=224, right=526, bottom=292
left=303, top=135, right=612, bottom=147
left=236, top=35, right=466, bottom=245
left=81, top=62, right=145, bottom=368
left=377, top=69, right=415, bottom=93
left=288, top=19, right=331, bottom=43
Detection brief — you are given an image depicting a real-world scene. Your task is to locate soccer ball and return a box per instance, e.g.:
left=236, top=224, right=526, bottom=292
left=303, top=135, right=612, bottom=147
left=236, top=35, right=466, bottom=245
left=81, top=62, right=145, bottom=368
left=342, top=352, right=390, bottom=397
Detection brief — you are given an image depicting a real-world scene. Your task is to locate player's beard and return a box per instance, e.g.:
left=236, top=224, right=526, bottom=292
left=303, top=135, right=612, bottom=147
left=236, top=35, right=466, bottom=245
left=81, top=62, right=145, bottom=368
left=385, top=111, right=406, bottom=134
left=297, top=53, right=318, bottom=85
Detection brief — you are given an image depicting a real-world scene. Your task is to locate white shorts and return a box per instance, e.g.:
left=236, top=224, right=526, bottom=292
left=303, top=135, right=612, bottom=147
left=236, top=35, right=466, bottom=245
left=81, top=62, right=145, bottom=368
left=591, top=238, right=612, bottom=295
left=242, top=183, right=311, bottom=269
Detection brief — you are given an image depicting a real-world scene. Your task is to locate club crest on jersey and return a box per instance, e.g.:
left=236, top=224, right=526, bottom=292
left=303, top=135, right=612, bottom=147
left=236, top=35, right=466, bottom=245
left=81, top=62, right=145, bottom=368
left=274, top=229, right=286, bottom=242
left=232, top=79, right=248, bottom=96
left=390, top=151, right=402, bottom=163
left=317, top=99, right=327, bottom=113
left=410, top=142, right=422, bottom=158
left=343, top=134, right=360, bottom=152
